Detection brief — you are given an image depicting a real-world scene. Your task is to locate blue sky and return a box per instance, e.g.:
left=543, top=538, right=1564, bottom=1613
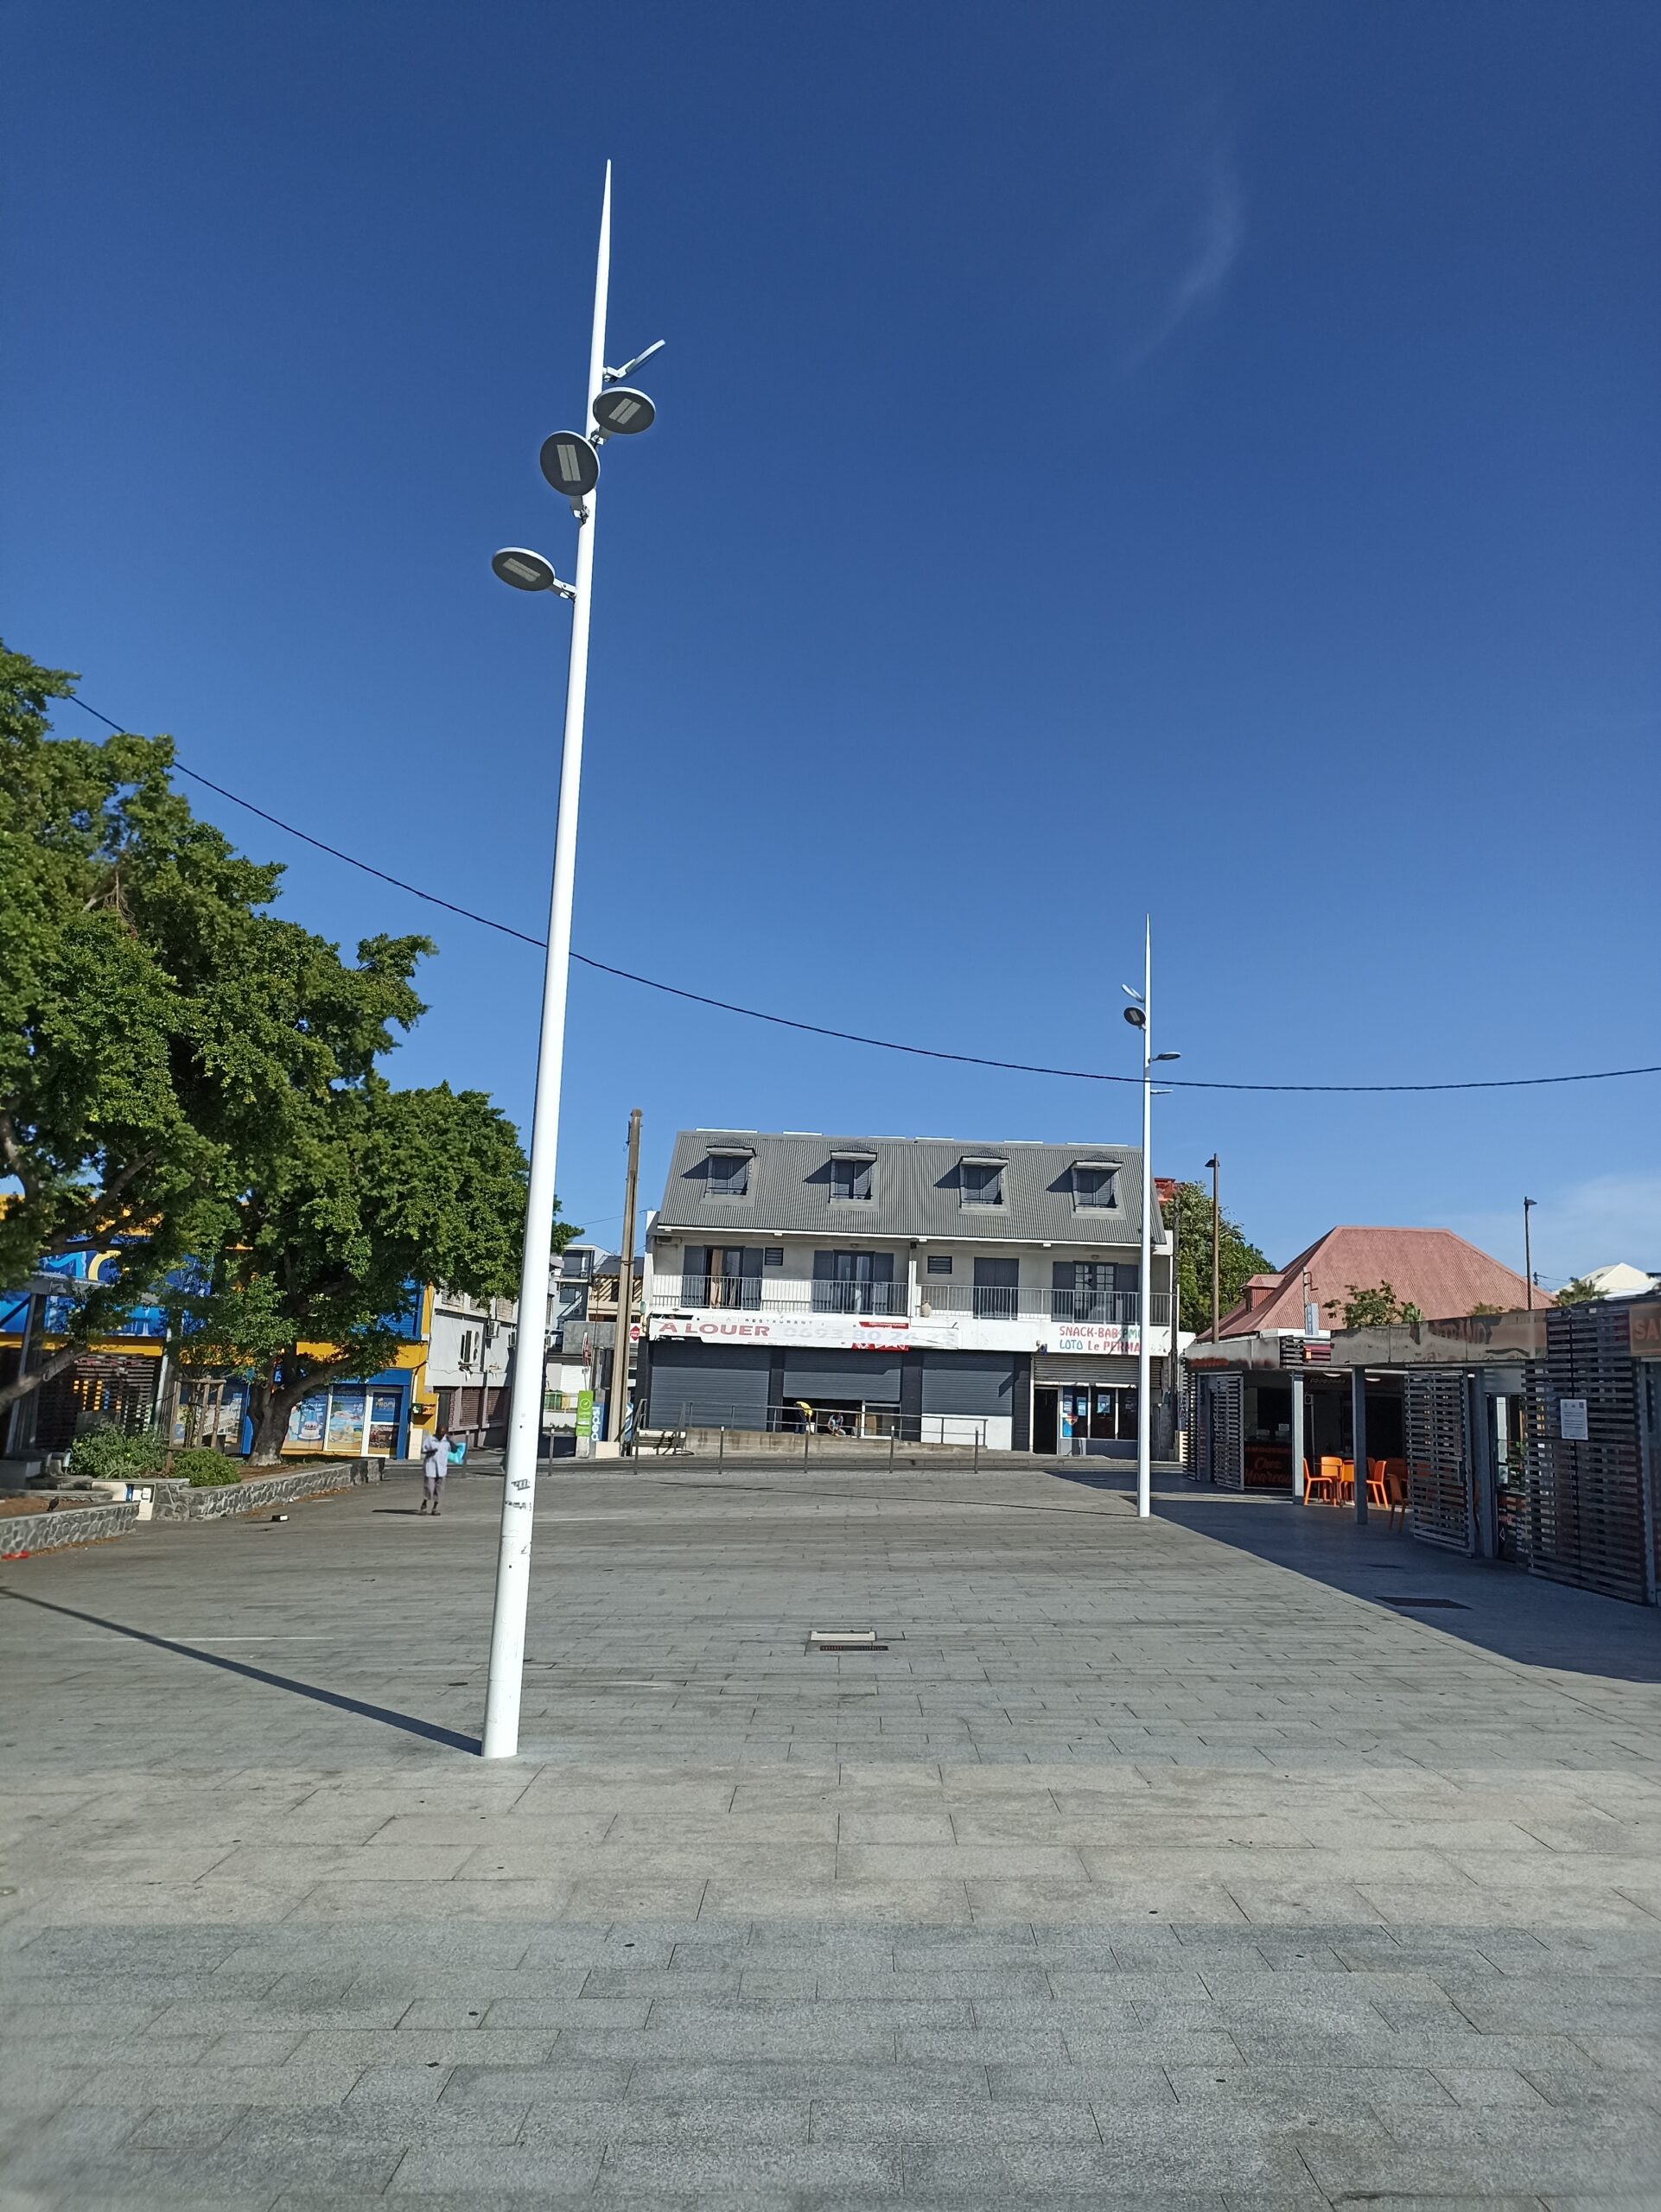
left=5, top=3, right=1658, bottom=1285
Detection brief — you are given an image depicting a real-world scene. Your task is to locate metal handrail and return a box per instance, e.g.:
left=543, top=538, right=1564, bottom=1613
left=659, top=1402, right=992, bottom=1448
left=917, top=1286, right=1168, bottom=1325
left=652, top=1275, right=905, bottom=1317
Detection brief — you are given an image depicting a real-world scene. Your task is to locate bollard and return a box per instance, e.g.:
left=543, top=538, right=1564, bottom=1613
left=804, top=1423, right=811, bottom=1468
left=718, top=1427, right=725, bottom=1467
left=973, top=1431, right=979, bottom=1474
left=888, top=1429, right=895, bottom=1474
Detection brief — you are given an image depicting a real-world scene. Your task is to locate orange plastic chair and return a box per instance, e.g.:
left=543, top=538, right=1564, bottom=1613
left=1381, top=1459, right=1410, bottom=1531
left=1315, top=1455, right=1347, bottom=1504
left=1365, top=1459, right=1391, bottom=1510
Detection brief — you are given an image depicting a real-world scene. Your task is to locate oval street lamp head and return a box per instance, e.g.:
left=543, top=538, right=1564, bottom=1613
left=1123, top=1005, right=1147, bottom=1030
left=592, top=385, right=655, bottom=436
left=492, top=547, right=560, bottom=593
left=539, top=431, right=601, bottom=499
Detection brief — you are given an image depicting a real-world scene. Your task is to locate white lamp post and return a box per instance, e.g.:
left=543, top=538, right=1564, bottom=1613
left=1123, top=918, right=1179, bottom=1521
left=481, top=164, right=661, bottom=1760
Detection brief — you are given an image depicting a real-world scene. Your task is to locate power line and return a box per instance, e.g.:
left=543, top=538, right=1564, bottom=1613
left=64, top=694, right=1661, bottom=1097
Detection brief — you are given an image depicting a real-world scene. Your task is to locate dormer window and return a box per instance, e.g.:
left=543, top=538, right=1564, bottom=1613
left=703, top=1150, right=752, bottom=1198
left=959, top=1156, right=1005, bottom=1208
left=829, top=1152, right=875, bottom=1202
left=1071, top=1161, right=1118, bottom=1210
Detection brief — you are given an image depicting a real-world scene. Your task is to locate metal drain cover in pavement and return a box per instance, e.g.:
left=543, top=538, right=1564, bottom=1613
left=808, top=1628, right=888, bottom=1651
left=1384, top=1596, right=1468, bottom=1609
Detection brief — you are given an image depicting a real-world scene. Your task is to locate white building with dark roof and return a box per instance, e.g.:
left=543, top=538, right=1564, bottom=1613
left=640, top=1129, right=1174, bottom=1453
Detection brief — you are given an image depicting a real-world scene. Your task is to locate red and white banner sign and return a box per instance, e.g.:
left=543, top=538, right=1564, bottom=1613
left=646, top=1312, right=1152, bottom=1357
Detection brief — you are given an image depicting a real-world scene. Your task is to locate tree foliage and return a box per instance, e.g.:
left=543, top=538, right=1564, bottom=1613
left=1554, top=1277, right=1604, bottom=1306
left=1164, top=1182, right=1272, bottom=1336
left=175, top=1078, right=533, bottom=1458
left=1325, top=1281, right=1423, bottom=1329
left=0, top=641, right=542, bottom=1443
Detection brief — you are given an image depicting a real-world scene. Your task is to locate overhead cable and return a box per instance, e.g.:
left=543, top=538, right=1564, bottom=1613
left=64, top=696, right=1661, bottom=1096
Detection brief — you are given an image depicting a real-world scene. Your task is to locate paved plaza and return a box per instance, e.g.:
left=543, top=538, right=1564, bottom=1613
left=4, top=1457, right=1661, bottom=2210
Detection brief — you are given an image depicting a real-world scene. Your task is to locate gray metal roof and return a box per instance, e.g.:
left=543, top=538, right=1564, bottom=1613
left=652, top=1129, right=1161, bottom=1249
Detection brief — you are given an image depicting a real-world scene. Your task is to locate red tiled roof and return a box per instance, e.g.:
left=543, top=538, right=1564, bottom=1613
left=1216, top=1225, right=1546, bottom=1335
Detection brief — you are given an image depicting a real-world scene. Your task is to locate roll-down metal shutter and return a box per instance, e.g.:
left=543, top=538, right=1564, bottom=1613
left=647, top=1341, right=772, bottom=1431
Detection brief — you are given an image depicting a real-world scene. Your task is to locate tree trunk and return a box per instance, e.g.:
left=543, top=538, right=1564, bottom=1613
left=245, top=1373, right=302, bottom=1463
left=247, top=1382, right=306, bottom=1463
left=245, top=1366, right=351, bottom=1464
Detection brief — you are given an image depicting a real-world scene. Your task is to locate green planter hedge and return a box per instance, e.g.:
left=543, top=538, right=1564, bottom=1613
left=169, top=1448, right=242, bottom=1488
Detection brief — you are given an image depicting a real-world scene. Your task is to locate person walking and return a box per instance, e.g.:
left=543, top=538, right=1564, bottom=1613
left=420, top=1425, right=449, bottom=1516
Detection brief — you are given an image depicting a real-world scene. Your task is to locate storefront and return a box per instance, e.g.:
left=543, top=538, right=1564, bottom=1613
left=644, top=1331, right=1027, bottom=1449
left=283, top=1373, right=410, bottom=1459
left=1032, top=1380, right=1140, bottom=1456
left=25, top=1351, right=165, bottom=1453
left=1187, top=1312, right=1552, bottom=1571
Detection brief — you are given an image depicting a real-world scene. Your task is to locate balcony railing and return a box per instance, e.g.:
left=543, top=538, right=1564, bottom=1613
left=916, top=1285, right=1168, bottom=1326
left=657, top=1274, right=906, bottom=1317
left=648, top=1277, right=1170, bottom=1328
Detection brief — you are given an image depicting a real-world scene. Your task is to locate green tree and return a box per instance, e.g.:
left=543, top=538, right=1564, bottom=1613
left=172, top=1079, right=537, bottom=1459
left=1164, top=1182, right=1272, bottom=1336
left=1325, top=1281, right=1424, bottom=1330
left=1554, top=1276, right=1604, bottom=1305
left=0, top=641, right=539, bottom=1440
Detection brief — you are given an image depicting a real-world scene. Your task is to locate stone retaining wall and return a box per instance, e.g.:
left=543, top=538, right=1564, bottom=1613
left=2, top=1501, right=139, bottom=1554
left=149, top=1459, right=386, bottom=1522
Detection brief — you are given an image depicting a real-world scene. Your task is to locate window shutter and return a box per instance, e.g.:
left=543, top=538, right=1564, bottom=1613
left=975, top=1258, right=1018, bottom=1288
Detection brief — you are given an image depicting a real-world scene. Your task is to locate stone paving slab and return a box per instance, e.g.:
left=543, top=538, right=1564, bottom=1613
left=3, top=1460, right=1661, bottom=2205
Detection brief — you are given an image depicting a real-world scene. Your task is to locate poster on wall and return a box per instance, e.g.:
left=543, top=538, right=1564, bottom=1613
left=327, top=1389, right=366, bottom=1450
left=367, top=1389, right=402, bottom=1455
left=288, top=1392, right=328, bottom=1446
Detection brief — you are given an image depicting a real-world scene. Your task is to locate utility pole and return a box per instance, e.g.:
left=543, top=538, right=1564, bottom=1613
left=1123, top=921, right=1178, bottom=1519
left=1206, top=1155, right=1221, bottom=1343
left=608, top=1109, right=642, bottom=1447
left=1523, top=1197, right=1536, bottom=1312
left=1165, top=1176, right=1182, bottom=1471
left=1165, top=1178, right=1181, bottom=1395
